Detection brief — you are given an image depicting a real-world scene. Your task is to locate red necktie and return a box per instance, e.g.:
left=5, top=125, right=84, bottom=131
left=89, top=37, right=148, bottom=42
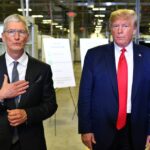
left=116, top=48, right=128, bottom=130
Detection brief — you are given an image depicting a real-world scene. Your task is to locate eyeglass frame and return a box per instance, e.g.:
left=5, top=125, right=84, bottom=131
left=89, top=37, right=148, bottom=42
left=3, top=29, right=28, bottom=37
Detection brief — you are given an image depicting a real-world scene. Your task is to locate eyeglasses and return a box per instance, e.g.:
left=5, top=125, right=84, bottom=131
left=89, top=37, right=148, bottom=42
left=4, top=29, right=28, bottom=37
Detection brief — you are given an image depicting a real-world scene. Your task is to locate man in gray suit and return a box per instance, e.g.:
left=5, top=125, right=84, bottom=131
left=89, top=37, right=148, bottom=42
left=0, top=14, right=57, bottom=150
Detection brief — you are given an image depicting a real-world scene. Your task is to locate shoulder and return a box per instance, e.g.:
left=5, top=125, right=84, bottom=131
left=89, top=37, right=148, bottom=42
left=85, top=43, right=113, bottom=61
left=87, top=43, right=112, bottom=54
left=134, top=43, right=150, bottom=51
left=28, top=55, right=51, bottom=70
left=0, top=53, right=5, bottom=61
left=134, top=43, right=150, bottom=57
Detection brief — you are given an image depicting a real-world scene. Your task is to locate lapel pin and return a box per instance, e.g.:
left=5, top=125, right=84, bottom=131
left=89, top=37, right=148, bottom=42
left=138, top=53, right=142, bottom=57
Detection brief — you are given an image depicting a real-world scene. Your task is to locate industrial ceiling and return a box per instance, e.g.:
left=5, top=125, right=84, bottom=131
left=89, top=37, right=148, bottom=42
left=0, top=0, right=150, bottom=38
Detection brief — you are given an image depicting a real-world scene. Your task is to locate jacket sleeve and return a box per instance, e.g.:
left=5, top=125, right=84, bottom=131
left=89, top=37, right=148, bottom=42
left=78, top=50, right=93, bottom=133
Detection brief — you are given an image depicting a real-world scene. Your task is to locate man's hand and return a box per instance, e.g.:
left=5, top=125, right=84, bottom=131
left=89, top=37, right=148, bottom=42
left=81, top=133, right=96, bottom=150
left=145, top=135, right=150, bottom=150
left=0, top=74, right=29, bottom=100
left=7, top=109, right=27, bottom=126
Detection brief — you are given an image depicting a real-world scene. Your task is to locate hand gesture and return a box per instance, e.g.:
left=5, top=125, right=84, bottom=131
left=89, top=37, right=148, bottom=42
left=0, top=74, right=29, bottom=100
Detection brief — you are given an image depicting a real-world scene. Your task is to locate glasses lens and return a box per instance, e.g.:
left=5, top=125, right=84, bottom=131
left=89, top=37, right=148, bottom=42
left=5, top=29, right=27, bottom=36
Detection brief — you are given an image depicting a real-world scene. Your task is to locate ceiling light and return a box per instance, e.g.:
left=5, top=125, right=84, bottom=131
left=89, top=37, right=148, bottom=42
left=52, top=22, right=58, bottom=25
left=88, top=2, right=94, bottom=8
left=145, top=41, right=150, bottom=43
left=92, top=7, right=106, bottom=11
left=42, top=19, right=52, bottom=24
left=55, top=25, right=62, bottom=28
left=95, top=14, right=105, bottom=18
left=105, top=2, right=112, bottom=6
left=99, top=14, right=105, bottom=17
left=96, top=25, right=102, bottom=28
left=98, top=19, right=103, bottom=22
left=17, top=8, right=32, bottom=12
left=32, top=15, right=43, bottom=18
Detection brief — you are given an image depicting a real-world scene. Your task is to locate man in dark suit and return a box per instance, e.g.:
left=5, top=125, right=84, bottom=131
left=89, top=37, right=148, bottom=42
left=78, top=9, right=150, bottom=150
left=0, top=14, right=57, bottom=150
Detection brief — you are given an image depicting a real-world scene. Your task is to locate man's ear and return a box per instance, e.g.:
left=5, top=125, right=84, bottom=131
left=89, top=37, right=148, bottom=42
left=1, top=32, right=5, bottom=42
left=26, top=33, right=30, bottom=42
left=133, top=27, right=137, bottom=36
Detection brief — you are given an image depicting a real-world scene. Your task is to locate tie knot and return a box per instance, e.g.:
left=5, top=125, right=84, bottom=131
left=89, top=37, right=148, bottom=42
left=121, top=48, right=126, bottom=53
left=13, top=61, right=19, bottom=67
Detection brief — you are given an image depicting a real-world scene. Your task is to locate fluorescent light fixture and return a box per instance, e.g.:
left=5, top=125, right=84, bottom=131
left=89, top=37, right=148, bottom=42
left=98, top=19, right=103, bottom=22
left=17, top=8, right=32, bottom=12
left=32, top=15, right=43, bottom=18
left=106, top=2, right=112, bottom=6
left=55, top=25, right=63, bottom=28
left=95, top=14, right=105, bottom=17
left=96, top=25, right=102, bottom=28
left=145, top=41, right=150, bottom=43
left=92, top=7, right=106, bottom=11
left=99, top=14, right=105, bottom=17
left=52, top=22, right=58, bottom=25
left=88, top=2, right=94, bottom=8
left=42, top=19, right=52, bottom=24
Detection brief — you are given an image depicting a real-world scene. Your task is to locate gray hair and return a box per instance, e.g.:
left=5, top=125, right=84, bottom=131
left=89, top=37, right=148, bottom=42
left=3, top=14, right=29, bottom=33
left=109, top=9, right=137, bottom=28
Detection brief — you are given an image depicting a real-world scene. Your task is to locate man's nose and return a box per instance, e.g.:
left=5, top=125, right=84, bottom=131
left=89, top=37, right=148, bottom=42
left=118, top=26, right=123, bottom=33
left=14, top=31, right=20, bottom=39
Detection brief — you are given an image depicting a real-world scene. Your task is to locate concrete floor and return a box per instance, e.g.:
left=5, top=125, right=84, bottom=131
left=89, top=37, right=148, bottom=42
left=43, top=63, right=87, bottom=150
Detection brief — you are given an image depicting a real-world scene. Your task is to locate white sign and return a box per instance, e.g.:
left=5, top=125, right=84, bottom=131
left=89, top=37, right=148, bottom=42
left=80, top=38, right=108, bottom=67
left=43, top=38, right=76, bottom=88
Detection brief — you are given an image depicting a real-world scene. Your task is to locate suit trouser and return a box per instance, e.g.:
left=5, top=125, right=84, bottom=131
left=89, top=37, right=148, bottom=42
left=111, top=114, right=132, bottom=150
left=93, top=114, right=132, bottom=150
left=10, top=141, right=21, bottom=150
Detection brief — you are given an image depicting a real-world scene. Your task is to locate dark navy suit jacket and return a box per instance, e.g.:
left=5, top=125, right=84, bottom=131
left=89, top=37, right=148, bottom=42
left=0, top=53, right=57, bottom=150
left=78, top=42, right=150, bottom=150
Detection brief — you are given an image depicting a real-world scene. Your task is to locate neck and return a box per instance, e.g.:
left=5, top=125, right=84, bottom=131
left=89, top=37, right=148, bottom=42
left=7, top=50, right=24, bottom=60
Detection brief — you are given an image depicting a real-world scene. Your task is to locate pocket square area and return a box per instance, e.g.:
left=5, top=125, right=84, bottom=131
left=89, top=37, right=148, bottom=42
left=34, top=75, right=42, bottom=83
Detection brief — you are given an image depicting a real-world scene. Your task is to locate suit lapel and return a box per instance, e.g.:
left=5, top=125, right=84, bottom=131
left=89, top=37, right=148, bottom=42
left=19, top=56, right=34, bottom=107
left=105, top=43, right=118, bottom=98
left=131, top=44, right=143, bottom=103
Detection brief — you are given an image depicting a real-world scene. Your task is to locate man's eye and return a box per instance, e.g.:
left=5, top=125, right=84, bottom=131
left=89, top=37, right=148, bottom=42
left=8, top=30, right=15, bottom=34
left=112, top=25, right=119, bottom=28
left=19, top=31, right=26, bottom=34
left=123, top=25, right=129, bottom=27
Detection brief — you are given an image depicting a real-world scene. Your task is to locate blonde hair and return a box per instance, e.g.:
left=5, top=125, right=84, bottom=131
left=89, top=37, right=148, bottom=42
left=109, top=9, right=137, bottom=28
left=3, top=14, right=29, bottom=33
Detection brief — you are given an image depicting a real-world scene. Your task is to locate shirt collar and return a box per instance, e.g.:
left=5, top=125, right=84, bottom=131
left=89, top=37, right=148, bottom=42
left=5, top=52, right=28, bottom=66
left=114, top=41, right=133, bottom=53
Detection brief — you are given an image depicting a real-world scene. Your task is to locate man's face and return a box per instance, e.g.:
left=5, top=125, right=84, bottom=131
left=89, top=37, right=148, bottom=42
left=2, top=22, right=29, bottom=55
left=110, top=17, right=136, bottom=47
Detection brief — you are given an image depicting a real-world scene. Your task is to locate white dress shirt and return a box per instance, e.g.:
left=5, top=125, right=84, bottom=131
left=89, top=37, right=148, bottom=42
left=114, top=42, right=133, bottom=113
left=5, top=52, right=28, bottom=103
left=5, top=52, right=28, bottom=82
